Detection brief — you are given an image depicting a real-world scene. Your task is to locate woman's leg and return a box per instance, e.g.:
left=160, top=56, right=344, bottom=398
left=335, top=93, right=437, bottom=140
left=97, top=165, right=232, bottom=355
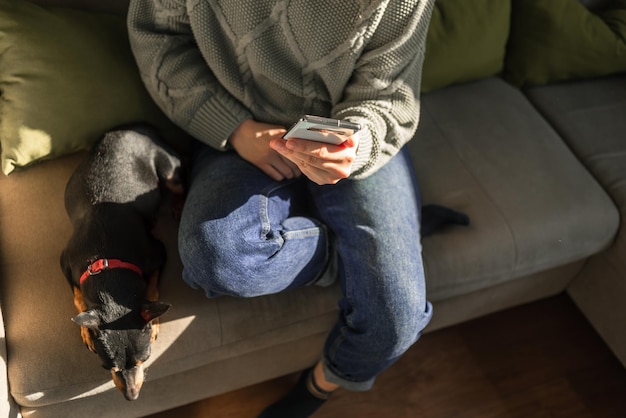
left=258, top=147, right=432, bottom=417
left=309, top=147, right=433, bottom=390
left=178, top=143, right=331, bottom=297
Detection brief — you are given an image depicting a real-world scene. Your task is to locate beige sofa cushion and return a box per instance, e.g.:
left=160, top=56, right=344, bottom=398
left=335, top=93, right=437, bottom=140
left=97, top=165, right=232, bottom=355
left=526, top=74, right=626, bottom=366
left=411, top=77, right=619, bottom=300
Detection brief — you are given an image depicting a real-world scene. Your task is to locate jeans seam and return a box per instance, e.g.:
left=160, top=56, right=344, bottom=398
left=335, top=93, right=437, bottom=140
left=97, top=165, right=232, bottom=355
left=258, top=180, right=299, bottom=240
left=259, top=192, right=271, bottom=240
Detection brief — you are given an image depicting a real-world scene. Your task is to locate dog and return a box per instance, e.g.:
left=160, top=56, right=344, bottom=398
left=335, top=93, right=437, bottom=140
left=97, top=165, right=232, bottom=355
left=60, top=125, right=183, bottom=401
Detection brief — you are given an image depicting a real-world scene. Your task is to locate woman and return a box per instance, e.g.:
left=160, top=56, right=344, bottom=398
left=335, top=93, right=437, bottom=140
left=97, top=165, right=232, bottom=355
left=128, top=1, right=435, bottom=416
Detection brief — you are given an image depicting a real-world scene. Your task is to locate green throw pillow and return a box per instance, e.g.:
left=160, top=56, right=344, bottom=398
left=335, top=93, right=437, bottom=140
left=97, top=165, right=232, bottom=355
left=421, top=0, right=512, bottom=93
left=505, top=0, right=626, bottom=87
left=0, top=0, right=189, bottom=175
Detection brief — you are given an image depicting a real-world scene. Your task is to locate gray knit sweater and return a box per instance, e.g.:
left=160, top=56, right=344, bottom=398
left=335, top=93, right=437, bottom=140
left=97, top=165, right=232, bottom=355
left=128, top=0, right=434, bottom=178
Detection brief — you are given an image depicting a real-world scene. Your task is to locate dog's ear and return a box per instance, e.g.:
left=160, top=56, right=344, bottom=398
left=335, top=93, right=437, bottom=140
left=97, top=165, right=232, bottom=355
left=140, top=301, right=171, bottom=323
left=72, top=310, right=101, bottom=329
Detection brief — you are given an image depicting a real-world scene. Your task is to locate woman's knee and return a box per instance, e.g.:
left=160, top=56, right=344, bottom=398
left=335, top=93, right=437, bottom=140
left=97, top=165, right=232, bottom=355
left=356, top=297, right=432, bottom=359
left=178, top=220, right=282, bottom=297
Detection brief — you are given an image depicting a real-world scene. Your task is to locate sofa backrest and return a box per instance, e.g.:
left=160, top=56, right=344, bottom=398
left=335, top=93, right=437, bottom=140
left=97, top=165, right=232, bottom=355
left=579, top=0, right=613, bottom=11
left=27, top=0, right=128, bottom=14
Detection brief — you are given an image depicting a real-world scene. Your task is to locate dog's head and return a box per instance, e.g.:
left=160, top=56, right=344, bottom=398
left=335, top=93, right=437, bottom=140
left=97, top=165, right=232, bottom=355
left=72, top=301, right=170, bottom=400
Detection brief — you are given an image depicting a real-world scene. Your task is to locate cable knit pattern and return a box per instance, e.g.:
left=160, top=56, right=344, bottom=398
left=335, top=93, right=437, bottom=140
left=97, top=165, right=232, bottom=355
left=128, top=0, right=434, bottom=178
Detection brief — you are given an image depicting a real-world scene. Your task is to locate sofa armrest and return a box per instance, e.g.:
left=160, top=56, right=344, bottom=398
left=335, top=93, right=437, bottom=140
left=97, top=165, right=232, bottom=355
left=1, top=302, right=20, bottom=418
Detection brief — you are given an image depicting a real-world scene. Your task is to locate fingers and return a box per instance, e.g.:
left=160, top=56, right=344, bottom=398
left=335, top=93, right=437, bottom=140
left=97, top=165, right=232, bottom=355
left=260, top=164, right=288, bottom=182
left=281, top=156, right=301, bottom=178
left=270, top=138, right=355, bottom=185
left=260, top=156, right=301, bottom=182
left=229, top=119, right=302, bottom=181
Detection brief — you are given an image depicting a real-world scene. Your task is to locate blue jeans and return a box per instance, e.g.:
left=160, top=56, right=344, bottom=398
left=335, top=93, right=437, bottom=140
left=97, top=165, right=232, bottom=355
left=178, top=142, right=432, bottom=391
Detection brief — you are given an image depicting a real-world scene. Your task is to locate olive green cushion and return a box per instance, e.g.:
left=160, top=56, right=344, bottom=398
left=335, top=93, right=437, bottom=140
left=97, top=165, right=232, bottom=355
left=505, top=0, right=626, bottom=87
left=0, top=0, right=188, bottom=175
left=421, top=0, right=512, bottom=93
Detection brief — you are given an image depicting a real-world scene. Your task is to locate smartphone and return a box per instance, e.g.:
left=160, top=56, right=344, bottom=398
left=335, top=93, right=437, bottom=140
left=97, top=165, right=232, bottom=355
left=283, top=115, right=361, bottom=145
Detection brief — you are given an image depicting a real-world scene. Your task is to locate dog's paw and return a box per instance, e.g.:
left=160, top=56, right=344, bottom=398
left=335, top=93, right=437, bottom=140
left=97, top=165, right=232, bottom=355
left=141, top=300, right=170, bottom=343
left=150, top=318, right=160, bottom=344
left=81, top=326, right=96, bottom=353
left=73, top=286, right=88, bottom=313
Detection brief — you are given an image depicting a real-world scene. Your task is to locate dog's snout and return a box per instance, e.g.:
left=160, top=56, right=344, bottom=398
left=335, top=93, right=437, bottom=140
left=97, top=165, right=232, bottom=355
left=111, top=364, right=145, bottom=401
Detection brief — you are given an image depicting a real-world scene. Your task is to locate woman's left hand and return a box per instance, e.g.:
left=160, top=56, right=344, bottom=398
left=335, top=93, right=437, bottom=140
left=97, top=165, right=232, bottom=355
left=270, top=136, right=358, bottom=185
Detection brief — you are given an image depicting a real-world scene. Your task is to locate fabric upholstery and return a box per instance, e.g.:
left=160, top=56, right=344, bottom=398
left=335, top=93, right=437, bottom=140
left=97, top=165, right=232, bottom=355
left=526, top=74, right=626, bottom=366
left=410, top=77, right=619, bottom=300
left=421, top=0, right=511, bottom=92
left=0, top=0, right=188, bottom=175
left=427, top=261, right=585, bottom=331
left=27, top=0, right=128, bottom=14
left=505, top=0, right=626, bottom=86
left=0, top=302, right=19, bottom=418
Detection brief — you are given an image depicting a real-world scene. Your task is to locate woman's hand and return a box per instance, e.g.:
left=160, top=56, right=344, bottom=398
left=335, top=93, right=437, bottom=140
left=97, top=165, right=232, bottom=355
left=228, top=119, right=301, bottom=181
left=270, top=136, right=358, bottom=185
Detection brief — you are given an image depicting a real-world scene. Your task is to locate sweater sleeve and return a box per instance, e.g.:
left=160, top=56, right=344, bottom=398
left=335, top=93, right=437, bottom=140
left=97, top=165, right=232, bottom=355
left=127, top=0, right=251, bottom=150
left=333, top=0, right=435, bottom=179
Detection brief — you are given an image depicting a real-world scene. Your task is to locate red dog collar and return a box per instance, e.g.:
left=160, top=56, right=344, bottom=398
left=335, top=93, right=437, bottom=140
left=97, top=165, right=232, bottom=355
left=80, top=259, right=143, bottom=285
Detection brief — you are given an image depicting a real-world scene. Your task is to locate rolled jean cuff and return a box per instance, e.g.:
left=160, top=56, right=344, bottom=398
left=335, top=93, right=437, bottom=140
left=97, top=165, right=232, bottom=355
left=321, top=358, right=375, bottom=392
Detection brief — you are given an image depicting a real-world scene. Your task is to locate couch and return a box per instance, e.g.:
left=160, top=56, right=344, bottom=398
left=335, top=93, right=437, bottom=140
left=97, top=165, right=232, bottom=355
left=1, top=0, right=625, bottom=416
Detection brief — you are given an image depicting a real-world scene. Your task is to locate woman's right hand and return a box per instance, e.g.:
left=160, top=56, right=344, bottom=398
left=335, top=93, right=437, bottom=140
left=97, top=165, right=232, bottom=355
left=228, top=119, right=301, bottom=181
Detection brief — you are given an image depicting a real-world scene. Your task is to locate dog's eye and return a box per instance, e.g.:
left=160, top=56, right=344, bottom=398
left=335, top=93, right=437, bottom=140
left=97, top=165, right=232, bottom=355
left=101, top=359, right=115, bottom=370
left=135, top=344, right=151, bottom=363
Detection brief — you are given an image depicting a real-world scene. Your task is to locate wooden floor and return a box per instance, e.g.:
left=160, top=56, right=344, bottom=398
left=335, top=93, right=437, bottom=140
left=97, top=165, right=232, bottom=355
left=148, top=294, right=626, bottom=418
